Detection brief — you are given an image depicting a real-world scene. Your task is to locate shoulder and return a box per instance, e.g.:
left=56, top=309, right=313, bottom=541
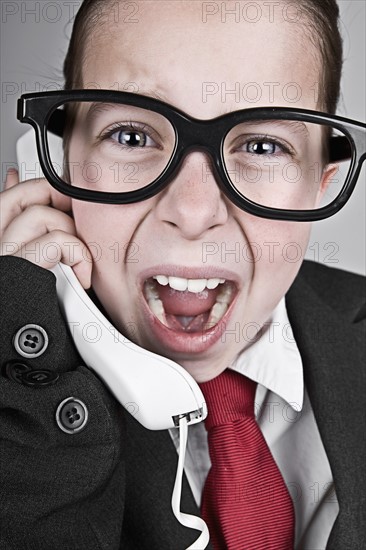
left=286, top=260, right=365, bottom=373
left=289, top=260, right=365, bottom=323
left=298, top=259, right=365, bottom=296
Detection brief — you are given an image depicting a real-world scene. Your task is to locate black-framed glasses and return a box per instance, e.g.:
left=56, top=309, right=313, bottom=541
left=18, top=90, right=366, bottom=221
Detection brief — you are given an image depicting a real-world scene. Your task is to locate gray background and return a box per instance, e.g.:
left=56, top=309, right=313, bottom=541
left=1, top=0, right=365, bottom=275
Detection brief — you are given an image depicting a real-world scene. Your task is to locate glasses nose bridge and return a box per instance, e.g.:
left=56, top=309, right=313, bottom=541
left=175, top=117, right=223, bottom=174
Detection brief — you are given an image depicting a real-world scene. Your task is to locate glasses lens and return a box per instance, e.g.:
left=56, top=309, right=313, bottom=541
left=223, top=119, right=352, bottom=210
left=46, top=101, right=176, bottom=193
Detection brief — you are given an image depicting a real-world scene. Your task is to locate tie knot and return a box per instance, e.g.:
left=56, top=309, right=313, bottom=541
left=199, top=369, right=257, bottom=430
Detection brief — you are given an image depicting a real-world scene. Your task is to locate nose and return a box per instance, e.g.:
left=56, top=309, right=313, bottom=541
left=155, top=152, right=229, bottom=240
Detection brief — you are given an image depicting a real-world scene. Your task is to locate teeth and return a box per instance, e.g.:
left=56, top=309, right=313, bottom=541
left=207, top=283, right=234, bottom=327
left=144, top=278, right=160, bottom=300
left=155, top=275, right=169, bottom=286
left=207, top=301, right=229, bottom=327
left=206, top=278, right=221, bottom=289
left=152, top=275, right=226, bottom=294
left=148, top=298, right=164, bottom=316
left=148, top=298, right=166, bottom=324
left=187, top=279, right=207, bottom=293
left=216, top=283, right=234, bottom=303
left=168, top=276, right=188, bottom=291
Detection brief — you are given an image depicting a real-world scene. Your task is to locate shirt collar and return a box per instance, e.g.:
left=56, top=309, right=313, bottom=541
left=230, top=297, right=304, bottom=411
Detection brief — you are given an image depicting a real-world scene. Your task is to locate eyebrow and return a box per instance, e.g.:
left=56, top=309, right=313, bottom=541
left=87, top=101, right=118, bottom=116
left=140, top=88, right=171, bottom=102
left=84, top=102, right=132, bottom=127
left=86, top=88, right=170, bottom=120
left=241, top=119, right=310, bottom=138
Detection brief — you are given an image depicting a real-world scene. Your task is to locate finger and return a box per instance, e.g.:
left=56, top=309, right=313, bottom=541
left=3, top=168, right=19, bottom=190
left=1, top=178, right=72, bottom=235
left=12, top=230, right=92, bottom=289
left=1, top=205, right=76, bottom=254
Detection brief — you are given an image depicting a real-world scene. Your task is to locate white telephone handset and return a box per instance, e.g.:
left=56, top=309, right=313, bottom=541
left=17, top=130, right=210, bottom=548
left=51, top=262, right=206, bottom=431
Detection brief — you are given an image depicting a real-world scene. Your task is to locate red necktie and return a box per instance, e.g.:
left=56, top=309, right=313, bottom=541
left=199, top=369, right=295, bottom=550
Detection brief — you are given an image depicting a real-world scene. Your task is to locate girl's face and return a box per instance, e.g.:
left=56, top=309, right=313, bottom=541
left=71, top=0, right=328, bottom=382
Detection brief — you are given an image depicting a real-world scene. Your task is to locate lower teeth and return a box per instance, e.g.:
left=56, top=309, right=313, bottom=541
left=144, top=279, right=234, bottom=332
left=208, top=301, right=229, bottom=326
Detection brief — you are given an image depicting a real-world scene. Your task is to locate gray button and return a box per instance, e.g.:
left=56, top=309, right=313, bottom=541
left=56, top=397, right=88, bottom=434
left=13, top=324, right=49, bottom=358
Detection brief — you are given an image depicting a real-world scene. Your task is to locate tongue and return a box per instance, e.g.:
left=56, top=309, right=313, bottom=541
left=166, top=312, right=211, bottom=333
left=158, top=286, right=219, bottom=316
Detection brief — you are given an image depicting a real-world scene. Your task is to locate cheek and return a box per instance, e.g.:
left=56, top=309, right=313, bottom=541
left=71, top=202, right=144, bottom=264
left=241, top=219, right=313, bottom=324
left=72, top=203, right=114, bottom=263
left=71, top=202, right=144, bottom=329
left=243, top=217, right=312, bottom=275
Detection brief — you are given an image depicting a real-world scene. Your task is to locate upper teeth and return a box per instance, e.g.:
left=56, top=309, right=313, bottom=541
left=153, top=275, right=226, bottom=293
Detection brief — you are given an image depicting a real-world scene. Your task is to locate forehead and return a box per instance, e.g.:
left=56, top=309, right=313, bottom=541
left=82, top=0, right=321, bottom=115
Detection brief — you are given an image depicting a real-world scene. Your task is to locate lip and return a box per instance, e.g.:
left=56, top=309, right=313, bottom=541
left=138, top=265, right=241, bottom=355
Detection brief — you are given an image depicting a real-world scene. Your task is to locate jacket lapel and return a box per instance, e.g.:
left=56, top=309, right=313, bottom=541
left=286, top=263, right=366, bottom=548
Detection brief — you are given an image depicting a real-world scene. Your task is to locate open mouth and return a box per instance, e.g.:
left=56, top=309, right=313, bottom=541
left=143, top=275, right=237, bottom=333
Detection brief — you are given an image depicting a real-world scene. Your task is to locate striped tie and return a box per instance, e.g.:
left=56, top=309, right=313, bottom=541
left=199, top=369, right=294, bottom=549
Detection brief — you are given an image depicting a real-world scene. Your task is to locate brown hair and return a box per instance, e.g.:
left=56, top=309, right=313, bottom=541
left=63, top=0, right=343, bottom=113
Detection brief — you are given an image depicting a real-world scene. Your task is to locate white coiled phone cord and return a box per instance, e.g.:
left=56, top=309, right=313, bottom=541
left=171, top=417, right=210, bottom=549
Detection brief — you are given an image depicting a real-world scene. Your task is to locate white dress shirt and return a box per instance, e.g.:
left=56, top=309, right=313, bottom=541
left=170, top=298, right=339, bottom=549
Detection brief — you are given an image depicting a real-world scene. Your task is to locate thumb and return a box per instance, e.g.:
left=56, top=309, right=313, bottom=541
left=3, top=168, right=19, bottom=190
left=70, top=245, right=93, bottom=289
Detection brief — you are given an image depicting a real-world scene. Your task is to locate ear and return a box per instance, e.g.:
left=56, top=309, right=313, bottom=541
left=314, top=163, right=339, bottom=208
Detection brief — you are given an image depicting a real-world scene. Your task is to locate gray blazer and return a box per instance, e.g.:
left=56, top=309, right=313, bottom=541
left=0, top=256, right=365, bottom=549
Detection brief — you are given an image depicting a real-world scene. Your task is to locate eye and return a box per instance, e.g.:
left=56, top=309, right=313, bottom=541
left=245, top=140, right=281, bottom=155
left=110, top=127, right=155, bottom=147
left=230, top=134, right=293, bottom=157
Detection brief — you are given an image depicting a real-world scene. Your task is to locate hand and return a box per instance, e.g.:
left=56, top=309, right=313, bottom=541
left=1, top=169, right=92, bottom=288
